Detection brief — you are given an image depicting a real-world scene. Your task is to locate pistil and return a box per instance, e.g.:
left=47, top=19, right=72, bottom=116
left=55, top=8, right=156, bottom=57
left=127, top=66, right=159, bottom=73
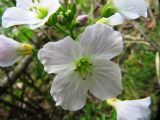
left=75, top=57, right=93, bottom=80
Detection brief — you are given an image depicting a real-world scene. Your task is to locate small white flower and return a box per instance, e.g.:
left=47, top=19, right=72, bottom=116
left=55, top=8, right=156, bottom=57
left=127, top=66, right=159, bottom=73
left=107, top=97, right=151, bottom=120
left=2, top=0, right=60, bottom=29
left=38, top=23, right=123, bottom=111
left=100, top=0, right=147, bottom=26
left=0, top=35, right=33, bottom=67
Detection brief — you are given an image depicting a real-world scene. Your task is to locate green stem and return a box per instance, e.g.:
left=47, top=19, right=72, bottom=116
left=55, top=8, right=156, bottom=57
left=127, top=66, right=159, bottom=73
left=69, top=25, right=75, bottom=40
left=63, top=18, right=75, bottom=39
left=53, top=24, right=70, bottom=36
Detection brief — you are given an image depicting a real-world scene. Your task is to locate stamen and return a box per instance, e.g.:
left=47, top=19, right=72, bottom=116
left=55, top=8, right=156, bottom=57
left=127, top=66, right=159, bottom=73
left=29, top=5, right=48, bottom=19
left=36, top=7, right=49, bottom=19
left=75, top=57, right=93, bottom=80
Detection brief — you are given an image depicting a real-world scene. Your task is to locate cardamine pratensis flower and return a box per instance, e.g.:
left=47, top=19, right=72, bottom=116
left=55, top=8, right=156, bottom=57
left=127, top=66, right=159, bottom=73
left=38, top=23, right=123, bottom=111
left=98, top=0, right=147, bottom=26
left=2, top=0, right=60, bottom=29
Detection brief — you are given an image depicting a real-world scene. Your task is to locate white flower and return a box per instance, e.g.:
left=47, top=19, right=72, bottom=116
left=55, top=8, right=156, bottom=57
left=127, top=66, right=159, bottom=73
left=99, top=0, right=147, bottom=26
left=107, top=97, right=151, bottom=120
left=38, top=23, right=123, bottom=111
left=2, top=0, right=60, bottom=29
left=0, top=35, right=33, bottom=67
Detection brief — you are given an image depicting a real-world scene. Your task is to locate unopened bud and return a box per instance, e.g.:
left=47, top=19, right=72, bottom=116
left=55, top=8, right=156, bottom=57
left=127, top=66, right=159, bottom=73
left=76, top=15, right=89, bottom=25
left=65, top=9, right=72, bottom=17
left=57, top=14, right=64, bottom=22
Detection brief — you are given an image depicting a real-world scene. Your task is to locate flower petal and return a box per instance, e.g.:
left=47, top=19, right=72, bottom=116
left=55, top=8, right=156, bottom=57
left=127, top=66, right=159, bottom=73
left=16, top=0, right=60, bottom=14
left=106, top=13, right=125, bottom=26
left=115, top=97, right=151, bottom=120
left=88, top=58, right=122, bottom=100
left=80, top=23, right=123, bottom=60
left=38, top=36, right=80, bottom=74
left=16, top=0, right=33, bottom=10
left=50, top=71, right=88, bottom=111
left=29, top=16, right=49, bottom=29
left=114, top=0, right=147, bottom=19
left=0, top=35, right=22, bottom=67
left=2, top=7, right=39, bottom=28
left=45, top=0, right=60, bottom=15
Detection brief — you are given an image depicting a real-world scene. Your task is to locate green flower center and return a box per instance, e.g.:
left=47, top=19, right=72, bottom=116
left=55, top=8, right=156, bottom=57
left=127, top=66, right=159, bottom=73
left=30, top=6, right=49, bottom=19
left=36, top=7, right=48, bottom=19
left=74, top=57, right=93, bottom=80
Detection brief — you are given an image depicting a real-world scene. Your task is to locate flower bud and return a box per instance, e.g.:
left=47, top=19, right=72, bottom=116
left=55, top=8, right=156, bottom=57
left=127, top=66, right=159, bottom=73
left=65, top=9, right=72, bottom=17
left=0, top=35, right=33, bottom=67
left=57, top=14, right=64, bottom=22
left=76, top=15, right=89, bottom=25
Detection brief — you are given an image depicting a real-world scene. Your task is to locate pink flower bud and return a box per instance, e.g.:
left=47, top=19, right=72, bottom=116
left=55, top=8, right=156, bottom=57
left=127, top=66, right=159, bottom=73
left=76, top=15, right=89, bottom=25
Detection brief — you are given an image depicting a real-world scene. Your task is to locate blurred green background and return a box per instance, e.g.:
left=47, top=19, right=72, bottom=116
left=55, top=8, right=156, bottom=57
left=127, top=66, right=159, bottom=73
left=0, top=0, right=159, bottom=120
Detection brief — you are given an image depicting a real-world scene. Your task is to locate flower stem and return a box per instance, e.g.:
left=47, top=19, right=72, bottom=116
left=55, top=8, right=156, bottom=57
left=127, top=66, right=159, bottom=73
left=69, top=25, right=75, bottom=40
left=53, top=24, right=70, bottom=36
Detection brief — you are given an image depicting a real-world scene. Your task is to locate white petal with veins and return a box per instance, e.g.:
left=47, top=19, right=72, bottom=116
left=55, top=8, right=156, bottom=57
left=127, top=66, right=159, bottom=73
left=115, top=97, right=151, bottom=120
left=88, top=58, right=122, bottom=100
left=38, top=36, right=80, bottom=74
left=50, top=71, right=88, bottom=111
left=80, top=24, right=123, bottom=60
left=2, top=7, right=39, bottom=28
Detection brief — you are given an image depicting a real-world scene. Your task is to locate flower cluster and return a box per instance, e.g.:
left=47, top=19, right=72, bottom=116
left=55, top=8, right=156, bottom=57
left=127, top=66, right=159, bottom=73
left=0, top=0, right=151, bottom=119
